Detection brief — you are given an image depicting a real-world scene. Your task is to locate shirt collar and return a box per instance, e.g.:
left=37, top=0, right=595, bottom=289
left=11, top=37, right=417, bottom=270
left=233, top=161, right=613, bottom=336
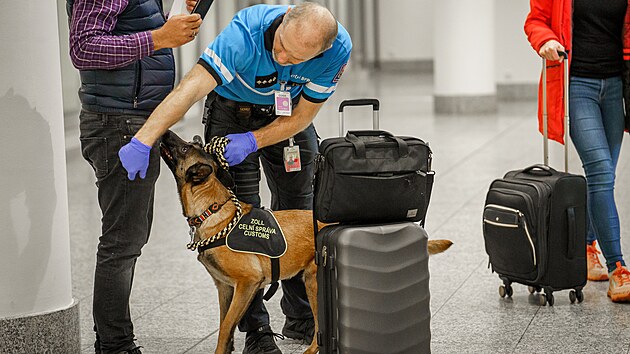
left=264, top=14, right=285, bottom=53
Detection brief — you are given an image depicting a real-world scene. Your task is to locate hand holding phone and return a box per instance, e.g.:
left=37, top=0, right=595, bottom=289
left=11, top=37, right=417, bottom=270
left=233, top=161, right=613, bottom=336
left=192, top=0, right=215, bottom=20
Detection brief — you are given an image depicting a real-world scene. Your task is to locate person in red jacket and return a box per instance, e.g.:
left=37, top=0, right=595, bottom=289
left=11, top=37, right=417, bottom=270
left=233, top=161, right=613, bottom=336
left=525, top=0, right=630, bottom=302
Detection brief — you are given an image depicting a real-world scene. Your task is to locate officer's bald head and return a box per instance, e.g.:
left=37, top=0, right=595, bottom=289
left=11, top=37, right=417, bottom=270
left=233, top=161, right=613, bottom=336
left=283, top=2, right=338, bottom=53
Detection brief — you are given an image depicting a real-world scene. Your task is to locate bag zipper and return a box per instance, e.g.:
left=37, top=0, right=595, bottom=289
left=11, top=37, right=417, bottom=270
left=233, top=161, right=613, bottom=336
left=133, top=61, right=142, bottom=108
left=499, top=178, right=552, bottom=280
left=484, top=204, right=537, bottom=266
left=490, top=187, right=537, bottom=227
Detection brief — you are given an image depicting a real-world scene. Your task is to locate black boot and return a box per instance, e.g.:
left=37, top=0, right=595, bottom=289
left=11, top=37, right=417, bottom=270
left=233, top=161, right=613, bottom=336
left=281, top=317, right=314, bottom=343
left=243, top=325, right=283, bottom=354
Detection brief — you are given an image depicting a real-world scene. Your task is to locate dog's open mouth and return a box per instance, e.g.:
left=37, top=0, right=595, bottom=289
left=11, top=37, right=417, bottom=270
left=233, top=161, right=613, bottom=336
left=160, top=143, right=174, bottom=163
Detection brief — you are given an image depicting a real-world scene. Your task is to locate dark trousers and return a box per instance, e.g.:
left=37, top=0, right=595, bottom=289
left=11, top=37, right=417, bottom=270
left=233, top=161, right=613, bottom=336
left=203, top=96, right=317, bottom=333
left=79, top=110, right=160, bottom=354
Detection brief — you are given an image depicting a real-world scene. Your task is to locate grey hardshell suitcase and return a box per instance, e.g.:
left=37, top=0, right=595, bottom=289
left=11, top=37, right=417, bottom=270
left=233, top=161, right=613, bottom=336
left=315, top=222, right=431, bottom=354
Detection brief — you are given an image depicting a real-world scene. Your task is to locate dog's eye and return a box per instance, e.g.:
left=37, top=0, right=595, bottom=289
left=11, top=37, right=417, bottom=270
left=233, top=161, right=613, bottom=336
left=181, top=146, right=189, bottom=153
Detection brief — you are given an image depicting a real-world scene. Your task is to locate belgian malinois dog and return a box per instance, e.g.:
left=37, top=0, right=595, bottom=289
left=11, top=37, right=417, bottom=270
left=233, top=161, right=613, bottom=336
left=159, top=130, right=452, bottom=354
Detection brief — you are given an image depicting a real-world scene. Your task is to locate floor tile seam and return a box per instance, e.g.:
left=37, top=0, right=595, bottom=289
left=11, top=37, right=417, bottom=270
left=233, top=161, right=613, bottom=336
left=512, top=304, right=541, bottom=353
left=132, top=284, right=201, bottom=321
left=431, top=259, right=485, bottom=317
left=181, top=328, right=220, bottom=353
left=431, top=116, right=530, bottom=182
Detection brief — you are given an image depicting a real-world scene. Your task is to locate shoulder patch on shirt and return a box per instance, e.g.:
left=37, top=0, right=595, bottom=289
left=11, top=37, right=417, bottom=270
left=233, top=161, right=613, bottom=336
left=332, top=63, right=347, bottom=83
left=255, top=72, right=279, bottom=88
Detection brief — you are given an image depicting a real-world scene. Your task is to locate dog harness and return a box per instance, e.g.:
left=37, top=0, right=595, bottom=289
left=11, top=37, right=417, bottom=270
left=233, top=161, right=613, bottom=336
left=189, top=136, right=282, bottom=300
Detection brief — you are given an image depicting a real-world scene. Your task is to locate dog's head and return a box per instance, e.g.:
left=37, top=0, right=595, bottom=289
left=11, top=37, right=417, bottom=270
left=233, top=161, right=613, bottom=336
left=160, top=130, right=235, bottom=193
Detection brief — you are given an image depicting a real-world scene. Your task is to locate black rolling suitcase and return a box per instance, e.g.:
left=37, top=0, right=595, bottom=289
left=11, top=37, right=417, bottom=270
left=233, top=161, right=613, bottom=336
left=314, top=99, right=432, bottom=353
left=482, top=54, right=587, bottom=306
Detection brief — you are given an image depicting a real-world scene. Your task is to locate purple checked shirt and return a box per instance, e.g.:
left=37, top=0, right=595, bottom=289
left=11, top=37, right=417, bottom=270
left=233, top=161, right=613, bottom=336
left=69, top=0, right=155, bottom=70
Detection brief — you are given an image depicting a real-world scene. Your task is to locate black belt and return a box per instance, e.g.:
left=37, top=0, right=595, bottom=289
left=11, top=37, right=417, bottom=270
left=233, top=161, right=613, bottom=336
left=215, top=95, right=300, bottom=117
left=216, top=95, right=275, bottom=115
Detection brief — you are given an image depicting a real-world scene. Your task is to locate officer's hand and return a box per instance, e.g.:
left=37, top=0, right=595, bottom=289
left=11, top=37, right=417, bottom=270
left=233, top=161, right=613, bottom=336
left=152, top=14, right=202, bottom=50
left=119, top=137, right=152, bottom=180
left=539, top=40, right=565, bottom=62
left=186, top=0, right=197, bottom=13
left=224, top=132, right=258, bottom=166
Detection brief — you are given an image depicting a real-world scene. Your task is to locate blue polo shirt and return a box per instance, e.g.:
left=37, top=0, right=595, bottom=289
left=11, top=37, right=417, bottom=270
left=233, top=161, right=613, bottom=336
left=197, top=4, right=352, bottom=105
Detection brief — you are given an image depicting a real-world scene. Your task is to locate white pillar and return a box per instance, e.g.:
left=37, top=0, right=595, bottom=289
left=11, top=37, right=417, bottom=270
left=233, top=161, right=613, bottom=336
left=434, top=0, right=496, bottom=114
left=0, top=0, right=79, bottom=351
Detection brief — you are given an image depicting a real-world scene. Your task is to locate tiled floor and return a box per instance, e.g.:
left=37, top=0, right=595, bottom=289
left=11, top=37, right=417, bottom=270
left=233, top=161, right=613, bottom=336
left=65, top=67, right=630, bottom=354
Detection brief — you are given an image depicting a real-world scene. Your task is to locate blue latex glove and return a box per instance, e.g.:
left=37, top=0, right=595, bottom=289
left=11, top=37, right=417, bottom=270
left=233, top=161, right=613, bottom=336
left=118, top=137, right=152, bottom=180
left=224, top=132, right=258, bottom=166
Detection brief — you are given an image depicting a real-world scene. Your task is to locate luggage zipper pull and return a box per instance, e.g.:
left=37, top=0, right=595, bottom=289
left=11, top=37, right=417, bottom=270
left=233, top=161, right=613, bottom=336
left=314, top=154, right=324, bottom=173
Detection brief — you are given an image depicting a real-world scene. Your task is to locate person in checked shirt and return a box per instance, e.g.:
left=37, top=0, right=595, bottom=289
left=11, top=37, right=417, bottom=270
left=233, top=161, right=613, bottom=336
left=67, top=0, right=201, bottom=352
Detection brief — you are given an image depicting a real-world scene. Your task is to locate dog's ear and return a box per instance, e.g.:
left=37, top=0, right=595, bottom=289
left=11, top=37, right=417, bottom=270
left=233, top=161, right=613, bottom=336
left=216, top=166, right=235, bottom=189
left=185, top=163, right=213, bottom=185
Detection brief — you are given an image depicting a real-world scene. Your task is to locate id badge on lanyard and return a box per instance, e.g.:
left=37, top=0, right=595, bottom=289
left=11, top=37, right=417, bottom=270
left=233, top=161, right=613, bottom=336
left=284, top=137, right=301, bottom=172
left=275, top=68, right=292, bottom=116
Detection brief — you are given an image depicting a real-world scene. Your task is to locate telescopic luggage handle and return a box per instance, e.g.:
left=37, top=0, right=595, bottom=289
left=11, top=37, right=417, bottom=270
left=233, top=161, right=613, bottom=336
left=542, top=51, right=569, bottom=172
left=338, top=98, right=380, bottom=136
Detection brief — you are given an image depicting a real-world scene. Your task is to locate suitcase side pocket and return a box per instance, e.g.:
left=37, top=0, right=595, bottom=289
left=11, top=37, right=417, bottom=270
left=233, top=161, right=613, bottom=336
left=483, top=201, right=537, bottom=279
left=332, top=171, right=427, bottom=222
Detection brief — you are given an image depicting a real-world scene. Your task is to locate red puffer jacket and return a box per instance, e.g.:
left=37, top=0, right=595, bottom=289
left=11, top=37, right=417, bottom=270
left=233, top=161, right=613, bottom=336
left=524, top=0, right=630, bottom=144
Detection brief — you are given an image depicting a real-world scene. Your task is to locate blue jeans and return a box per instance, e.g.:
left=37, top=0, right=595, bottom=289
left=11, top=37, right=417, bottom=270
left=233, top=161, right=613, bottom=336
left=204, top=96, right=317, bottom=333
left=569, top=76, right=625, bottom=272
left=79, top=110, right=160, bottom=353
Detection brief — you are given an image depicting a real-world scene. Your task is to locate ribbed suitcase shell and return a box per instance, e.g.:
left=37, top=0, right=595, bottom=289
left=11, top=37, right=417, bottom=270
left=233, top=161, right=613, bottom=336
left=316, top=222, right=431, bottom=354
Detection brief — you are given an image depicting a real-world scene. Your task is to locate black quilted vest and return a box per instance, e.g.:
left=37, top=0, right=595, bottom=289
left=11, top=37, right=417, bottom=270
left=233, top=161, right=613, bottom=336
left=67, top=0, right=175, bottom=114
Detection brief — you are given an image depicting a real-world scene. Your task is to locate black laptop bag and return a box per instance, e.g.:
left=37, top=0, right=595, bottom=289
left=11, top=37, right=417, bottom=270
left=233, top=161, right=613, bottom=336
left=314, top=99, right=434, bottom=225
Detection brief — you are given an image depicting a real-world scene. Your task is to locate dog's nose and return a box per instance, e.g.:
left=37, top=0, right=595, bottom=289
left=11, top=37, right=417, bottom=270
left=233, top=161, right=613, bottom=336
left=193, top=135, right=203, bottom=144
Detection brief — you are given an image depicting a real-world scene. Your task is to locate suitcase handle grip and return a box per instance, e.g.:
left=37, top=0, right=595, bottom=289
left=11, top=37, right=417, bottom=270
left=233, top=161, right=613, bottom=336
left=339, top=99, right=380, bottom=112
left=345, top=131, right=409, bottom=159
left=521, top=164, right=556, bottom=176
left=346, top=129, right=392, bottom=138
left=567, top=207, right=576, bottom=259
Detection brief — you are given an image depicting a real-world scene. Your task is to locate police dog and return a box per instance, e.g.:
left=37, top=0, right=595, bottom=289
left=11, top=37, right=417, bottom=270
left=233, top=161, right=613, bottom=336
left=159, top=130, right=452, bottom=354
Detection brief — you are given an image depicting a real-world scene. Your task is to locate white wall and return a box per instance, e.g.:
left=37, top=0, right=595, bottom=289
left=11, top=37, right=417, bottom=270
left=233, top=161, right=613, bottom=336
left=1, top=0, right=73, bottom=318
left=377, top=0, right=433, bottom=62
left=495, top=0, right=540, bottom=85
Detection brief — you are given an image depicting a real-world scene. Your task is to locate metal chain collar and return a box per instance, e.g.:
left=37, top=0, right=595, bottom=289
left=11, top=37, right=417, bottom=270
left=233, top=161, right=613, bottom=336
left=186, top=136, right=240, bottom=251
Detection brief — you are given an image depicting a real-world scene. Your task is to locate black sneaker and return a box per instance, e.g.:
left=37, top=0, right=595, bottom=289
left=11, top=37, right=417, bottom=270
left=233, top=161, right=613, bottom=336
left=281, top=317, right=314, bottom=343
left=118, top=346, right=142, bottom=354
left=243, top=325, right=283, bottom=354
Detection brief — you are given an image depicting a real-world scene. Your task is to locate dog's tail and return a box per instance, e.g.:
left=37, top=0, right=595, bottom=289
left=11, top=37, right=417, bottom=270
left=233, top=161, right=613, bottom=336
left=428, top=239, right=453, bottom=255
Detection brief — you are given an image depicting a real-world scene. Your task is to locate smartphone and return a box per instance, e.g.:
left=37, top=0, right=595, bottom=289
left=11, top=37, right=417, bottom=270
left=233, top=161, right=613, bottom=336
left=192, top=0, right=215, bottom=20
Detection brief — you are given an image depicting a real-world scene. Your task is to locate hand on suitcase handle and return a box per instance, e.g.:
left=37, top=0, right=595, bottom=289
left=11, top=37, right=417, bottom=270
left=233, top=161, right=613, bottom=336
left=539, top=40, right=566, bottom=61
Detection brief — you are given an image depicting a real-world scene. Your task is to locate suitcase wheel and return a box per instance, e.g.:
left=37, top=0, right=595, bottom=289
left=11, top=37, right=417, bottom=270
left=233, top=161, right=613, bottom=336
left=499, top=284, right=513, bottom=298
left=528, top=286, right=541, bottom=294
left=569, top=289, right=584, bottom=304
left=542, top=292, right=554, bottom=306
